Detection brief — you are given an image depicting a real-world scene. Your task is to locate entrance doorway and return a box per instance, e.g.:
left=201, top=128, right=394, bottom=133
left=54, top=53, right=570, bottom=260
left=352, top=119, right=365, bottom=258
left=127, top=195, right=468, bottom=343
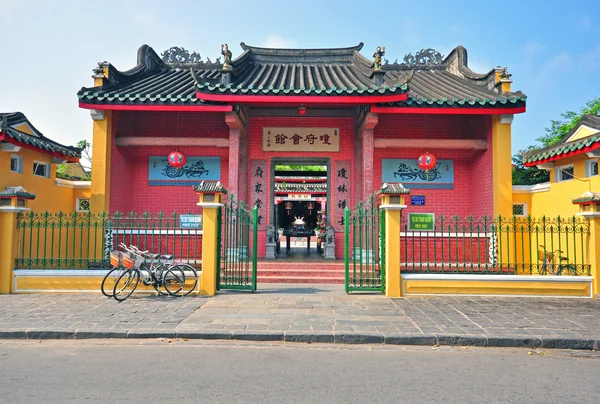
left=270, top=158, right=330, bottom=259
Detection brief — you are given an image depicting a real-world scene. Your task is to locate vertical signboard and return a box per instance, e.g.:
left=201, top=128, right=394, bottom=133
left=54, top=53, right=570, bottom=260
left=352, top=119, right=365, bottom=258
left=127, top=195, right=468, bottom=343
left=334, top=161, right=351, bottom=232
left=250, top=160, right=267, bottom=231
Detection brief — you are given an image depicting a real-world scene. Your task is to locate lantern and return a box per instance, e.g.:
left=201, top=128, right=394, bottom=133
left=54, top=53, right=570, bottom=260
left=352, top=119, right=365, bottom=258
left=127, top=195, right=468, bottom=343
left=285, top=201, right=293, bottom=215
left=307, top=202, right=314, bottom=215
left=168, top=151, right=186, bottom=168
left=417, top=152, right=437, bottom=171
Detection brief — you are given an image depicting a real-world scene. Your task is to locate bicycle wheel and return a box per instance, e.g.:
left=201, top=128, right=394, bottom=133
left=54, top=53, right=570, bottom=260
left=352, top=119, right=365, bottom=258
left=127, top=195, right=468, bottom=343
left=113, top=269, right=140, bottom=302
left=101, top=267, right=126, bottom=297
left=171, top=263, right=199, bottom=296
left=163, top=266, right=186, bottom=296
left=150, top=263, right=170, bottom=296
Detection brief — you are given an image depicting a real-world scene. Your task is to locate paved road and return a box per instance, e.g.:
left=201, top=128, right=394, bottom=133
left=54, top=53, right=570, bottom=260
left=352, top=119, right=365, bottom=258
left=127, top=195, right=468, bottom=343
left=1, top=340, right=599, bottom=403
left=1, top=285, right=599, bottom=348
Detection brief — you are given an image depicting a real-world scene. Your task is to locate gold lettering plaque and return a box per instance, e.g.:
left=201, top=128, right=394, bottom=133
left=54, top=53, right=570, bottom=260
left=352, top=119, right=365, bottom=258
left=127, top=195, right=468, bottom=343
left=263, top=127, right=339, bottom=152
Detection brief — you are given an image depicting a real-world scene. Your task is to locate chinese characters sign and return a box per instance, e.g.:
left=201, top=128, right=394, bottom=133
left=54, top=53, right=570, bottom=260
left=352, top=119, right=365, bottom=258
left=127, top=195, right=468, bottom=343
left=148, top=156, right=220, bottom=186
left=179, top=214, right=203, bottom=229
left=250, top=160, right=267, bottom=231
left=381, top=159, right=454, bottom=189
left=263, top=128, right=339, bottom=152
left=407, top=213, right=435, bottom=231
left=334, top=161, right=350, bottom=232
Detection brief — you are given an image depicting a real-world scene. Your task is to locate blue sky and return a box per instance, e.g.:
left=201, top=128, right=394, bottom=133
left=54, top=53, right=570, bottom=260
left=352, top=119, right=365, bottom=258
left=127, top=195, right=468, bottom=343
left=0, top=0, right=598, bottom=154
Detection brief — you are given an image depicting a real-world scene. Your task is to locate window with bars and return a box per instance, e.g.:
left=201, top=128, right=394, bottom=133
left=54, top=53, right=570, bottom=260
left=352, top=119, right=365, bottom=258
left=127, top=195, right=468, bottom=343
left=33, top=161, right=50, bottom=178
left=10, top=155, right=23, bottom=173
left=512, top=203, right=527, bottom=216
left=555, top=165, right=574, bottom=182
left=586, top=160, right=598, bottom=177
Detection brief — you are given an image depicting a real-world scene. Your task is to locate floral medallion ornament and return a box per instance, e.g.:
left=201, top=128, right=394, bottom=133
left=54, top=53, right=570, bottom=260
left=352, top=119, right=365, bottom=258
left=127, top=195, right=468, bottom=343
left=417, top=152, right=437, bottom=171
left=168, top=151, right=187, bottom=168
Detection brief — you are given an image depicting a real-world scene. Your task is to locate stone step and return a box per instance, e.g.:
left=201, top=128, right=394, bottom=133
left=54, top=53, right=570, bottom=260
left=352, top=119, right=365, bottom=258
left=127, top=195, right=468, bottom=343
left=257, top=269, right=344, bottom=278
left=257, top=276, right=344, bottom=284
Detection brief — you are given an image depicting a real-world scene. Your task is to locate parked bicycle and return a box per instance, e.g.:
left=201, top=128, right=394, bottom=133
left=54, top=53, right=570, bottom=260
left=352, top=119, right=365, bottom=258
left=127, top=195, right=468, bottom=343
left=102, top=244, right=200, bottom=301
left=537, top=245, right=578, bottom=275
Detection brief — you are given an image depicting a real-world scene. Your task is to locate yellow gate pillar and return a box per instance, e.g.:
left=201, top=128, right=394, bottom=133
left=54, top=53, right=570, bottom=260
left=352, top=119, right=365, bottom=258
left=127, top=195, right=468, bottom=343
left=575, top=200, right=600, bottom=297
left=195, top=183, right=226, bottom=296
left=378, top=185, right=409, bottom=297
left=0, top=194, right=32, bottom=294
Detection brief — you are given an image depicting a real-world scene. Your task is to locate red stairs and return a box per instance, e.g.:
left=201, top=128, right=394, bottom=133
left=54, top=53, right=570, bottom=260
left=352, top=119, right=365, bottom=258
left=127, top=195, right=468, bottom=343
left=256, top=260, right=345, bottom=284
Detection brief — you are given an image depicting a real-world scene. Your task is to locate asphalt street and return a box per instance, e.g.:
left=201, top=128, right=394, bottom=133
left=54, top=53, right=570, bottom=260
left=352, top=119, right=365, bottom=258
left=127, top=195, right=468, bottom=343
left=1, top=339, right=599, bottom=404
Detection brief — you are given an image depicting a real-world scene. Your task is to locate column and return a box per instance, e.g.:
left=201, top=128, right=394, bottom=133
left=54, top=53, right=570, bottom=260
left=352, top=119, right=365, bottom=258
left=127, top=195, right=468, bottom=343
left=0, top=207, right=28, bottom=294
left=198, top=202, right=222, bottom=296
left=492, top=115, right=513, bottom=218
left=380, top=194, right=407, bottom=297
left=362, top=129, right=374, bottom=200
left=90, top=110, right=113, bottom=213
left=228, top=128, right=241, bottom=197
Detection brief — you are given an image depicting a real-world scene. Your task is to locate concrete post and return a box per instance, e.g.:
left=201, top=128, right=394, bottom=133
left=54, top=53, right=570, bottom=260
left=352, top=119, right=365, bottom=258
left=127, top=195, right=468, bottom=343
left=198, top=201, right=223, bottom=296
left=380, top=193, right=407, bottom=297
left=0, top=206, right=28, bottom=294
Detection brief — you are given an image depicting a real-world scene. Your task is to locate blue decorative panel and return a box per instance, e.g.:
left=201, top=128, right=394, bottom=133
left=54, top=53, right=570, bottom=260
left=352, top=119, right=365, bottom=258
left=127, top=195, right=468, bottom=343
left=382, top=159, right=454, bottom=189
left=148, top=156, right=220, bottom=186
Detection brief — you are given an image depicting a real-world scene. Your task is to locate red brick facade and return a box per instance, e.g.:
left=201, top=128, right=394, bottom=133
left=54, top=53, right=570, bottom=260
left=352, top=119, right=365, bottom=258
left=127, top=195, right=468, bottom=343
left=109, top=111, right=493, bottom=258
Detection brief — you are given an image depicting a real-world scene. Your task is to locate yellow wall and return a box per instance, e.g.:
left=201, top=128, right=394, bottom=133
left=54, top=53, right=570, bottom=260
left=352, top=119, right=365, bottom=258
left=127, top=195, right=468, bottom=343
left=1, top=147, right=90, bottom=212
left=515, top=156, right=599, bottom=217
left=566, top=126, right=598, bottom=143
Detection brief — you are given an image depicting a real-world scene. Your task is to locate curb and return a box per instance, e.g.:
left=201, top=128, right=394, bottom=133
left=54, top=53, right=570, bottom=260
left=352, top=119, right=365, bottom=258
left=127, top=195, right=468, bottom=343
left=1, top=330, right=598, bottom=350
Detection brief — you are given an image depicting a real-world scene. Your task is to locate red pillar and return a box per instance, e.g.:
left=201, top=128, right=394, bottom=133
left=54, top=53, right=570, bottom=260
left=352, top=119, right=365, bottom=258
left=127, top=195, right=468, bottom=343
left=356, top=112, right=378, bottom=201
left=225, top=109, right=248, bottom=200
left=228, top=128, right=240, bottom=197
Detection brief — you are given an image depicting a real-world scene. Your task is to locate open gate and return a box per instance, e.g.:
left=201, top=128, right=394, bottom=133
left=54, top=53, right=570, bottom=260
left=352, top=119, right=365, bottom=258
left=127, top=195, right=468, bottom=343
left=344, top=196, right=385, bottom=293
left=217, top=195, right=258, bottom=291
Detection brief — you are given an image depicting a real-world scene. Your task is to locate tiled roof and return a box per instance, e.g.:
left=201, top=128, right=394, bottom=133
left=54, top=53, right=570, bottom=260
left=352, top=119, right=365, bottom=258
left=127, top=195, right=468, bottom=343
left=78, top=44, right=525, bottom=109
left=0, top=186, right=36, bottom=199
left=572, top=192, right=600, bottom=204
left=523, top=115, right=600, bottom=165
left=192, top=181, right=227, bottom=194
left=377, top=183, right=411, bottom=195
left=275, top=183, right=327, bottom=193
left=193, top=43, right=406, bottom=97
left=0, top=113, right=81, bottom=159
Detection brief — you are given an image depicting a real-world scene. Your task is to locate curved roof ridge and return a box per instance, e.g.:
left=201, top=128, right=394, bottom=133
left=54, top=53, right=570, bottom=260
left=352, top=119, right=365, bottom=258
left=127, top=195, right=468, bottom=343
left=240, top=42, right=364, bottom=55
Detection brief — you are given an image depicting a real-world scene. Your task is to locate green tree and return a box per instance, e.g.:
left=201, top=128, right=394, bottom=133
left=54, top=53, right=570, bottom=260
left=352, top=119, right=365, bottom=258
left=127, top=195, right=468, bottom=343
left=512, top=149, right=549, bottom=185
left=512, top=97, right=600, bottom=185
left=56, top=140, right=92, bottom=180
left=536, top=97, right=600, bottom=147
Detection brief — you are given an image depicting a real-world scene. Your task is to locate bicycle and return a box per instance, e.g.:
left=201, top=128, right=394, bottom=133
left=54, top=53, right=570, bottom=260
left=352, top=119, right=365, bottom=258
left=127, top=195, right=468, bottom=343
left=101, top=244, right=171, bottom=297
left=537, top=245, right=578, bottom=276
left=112, top=248, right=187, bottom=302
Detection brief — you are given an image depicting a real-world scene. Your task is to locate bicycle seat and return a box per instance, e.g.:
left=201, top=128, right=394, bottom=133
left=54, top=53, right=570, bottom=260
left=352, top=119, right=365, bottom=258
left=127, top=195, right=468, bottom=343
left=160, top=254, right=173, bottom=260
left=149, top=253, right=160, bottom=259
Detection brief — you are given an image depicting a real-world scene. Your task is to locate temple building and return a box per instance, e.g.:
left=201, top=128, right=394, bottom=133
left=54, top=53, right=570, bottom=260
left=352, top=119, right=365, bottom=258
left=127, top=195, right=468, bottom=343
left=78, top=42, right=526, bottom=259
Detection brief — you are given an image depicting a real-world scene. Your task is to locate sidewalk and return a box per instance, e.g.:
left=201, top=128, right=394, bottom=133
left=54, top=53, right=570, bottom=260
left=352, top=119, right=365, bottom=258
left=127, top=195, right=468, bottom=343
left=1, top=285, right=599, bottom=349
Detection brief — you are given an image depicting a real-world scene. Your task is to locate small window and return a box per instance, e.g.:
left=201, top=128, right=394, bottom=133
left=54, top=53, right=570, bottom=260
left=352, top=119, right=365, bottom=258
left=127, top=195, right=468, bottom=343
left=10, top=155, right=23, bottom=174
left=513, top=203, right=527, bottom=217
left=586, top=160, right=598, bottom=177
left=33, top=161, right=50, bottom=178
left=77, top=198, right=90, bottom=212
left=555, top=165, right=574, bottom=182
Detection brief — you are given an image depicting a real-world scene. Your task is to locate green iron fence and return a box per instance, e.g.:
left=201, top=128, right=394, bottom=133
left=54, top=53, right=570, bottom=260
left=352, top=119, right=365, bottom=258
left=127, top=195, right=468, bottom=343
left=401, top=215, right=591, bottom=276
left=344, top=196, right=385, bottom=292
left=15, top=211, right=203, bottom=270
left=217, top=195, right=257, bottom=291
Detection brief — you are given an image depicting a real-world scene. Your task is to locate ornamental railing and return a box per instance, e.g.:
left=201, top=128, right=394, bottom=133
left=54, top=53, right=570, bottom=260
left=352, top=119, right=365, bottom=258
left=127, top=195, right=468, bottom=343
left=15, top=211, right=203, bottom=270
left=401, top=215, right=591, bottom=276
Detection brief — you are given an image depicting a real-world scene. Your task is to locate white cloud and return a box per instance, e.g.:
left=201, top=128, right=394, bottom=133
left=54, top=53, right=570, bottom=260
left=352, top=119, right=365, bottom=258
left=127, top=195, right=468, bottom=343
left=132, top=12, right=154, bottom=25
left=261, top=35, right=296, bottom=49
left=580, top=15, right=592, bottom=30
left=400, top=17, right=420, bottom=47
left=579, top=45, right=600, bottom=75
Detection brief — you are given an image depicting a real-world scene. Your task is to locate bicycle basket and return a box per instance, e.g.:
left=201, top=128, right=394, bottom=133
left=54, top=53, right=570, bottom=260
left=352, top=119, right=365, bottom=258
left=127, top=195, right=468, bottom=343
left=110, top=251, right=124, bottom=268
left=122, top=253, right=145, bottom=269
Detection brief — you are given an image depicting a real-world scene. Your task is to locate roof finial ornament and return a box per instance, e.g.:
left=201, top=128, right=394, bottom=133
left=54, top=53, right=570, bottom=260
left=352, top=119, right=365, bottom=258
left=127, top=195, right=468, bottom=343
left=221, top=44, right=232, bottom=70
left=373, top=46, right=386, bottom=70
left=499, top=67, right=512, bottom=80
